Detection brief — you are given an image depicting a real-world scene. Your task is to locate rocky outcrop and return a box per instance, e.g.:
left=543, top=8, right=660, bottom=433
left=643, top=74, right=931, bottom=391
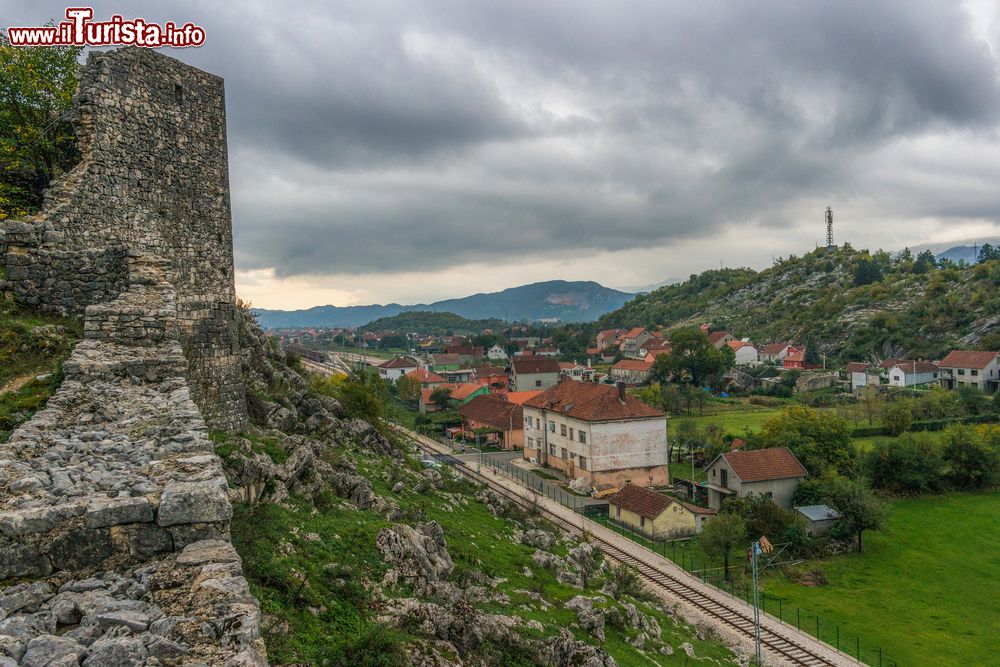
left=538, top=630, right=619, bottom=667
left=564, top=596, right=606, bottom=640
left=377, top=522, right=454, bottom=595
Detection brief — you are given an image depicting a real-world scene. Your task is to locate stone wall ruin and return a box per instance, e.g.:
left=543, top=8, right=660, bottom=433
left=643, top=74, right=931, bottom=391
left=0, top=49, right=266, bottom=664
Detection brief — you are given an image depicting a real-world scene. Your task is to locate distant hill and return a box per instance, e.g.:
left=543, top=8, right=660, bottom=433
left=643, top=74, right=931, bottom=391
left=359, top=311, right=505, bottom=335
left=936, top=244, right=981, bottom=265
left=598, top=246, right=1000, bottom=363
left=252, top=280, right=634, bottom=329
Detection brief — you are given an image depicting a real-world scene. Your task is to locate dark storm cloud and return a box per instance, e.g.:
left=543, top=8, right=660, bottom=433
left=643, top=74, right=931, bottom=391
left=7, top=1, right=1000, bottom=277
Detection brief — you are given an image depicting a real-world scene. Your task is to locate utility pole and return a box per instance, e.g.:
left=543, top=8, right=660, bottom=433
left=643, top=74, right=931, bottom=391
left=690, top=442, right=697, bottom=500
left=751, top=540, right=762, bottom=666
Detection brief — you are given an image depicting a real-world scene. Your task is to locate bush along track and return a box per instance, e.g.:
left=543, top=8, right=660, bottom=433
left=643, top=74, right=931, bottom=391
left=222, top=312, right=742, bottom=666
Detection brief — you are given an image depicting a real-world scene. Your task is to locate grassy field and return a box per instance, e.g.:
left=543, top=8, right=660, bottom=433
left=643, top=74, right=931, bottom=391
left=763, top=492, right=1000, bottom=666
left=667, top=404, right=786, bottom=439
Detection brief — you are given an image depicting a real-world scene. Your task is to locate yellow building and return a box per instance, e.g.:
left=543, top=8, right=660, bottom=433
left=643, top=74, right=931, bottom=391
left=607, top=484, right=715, bottom=539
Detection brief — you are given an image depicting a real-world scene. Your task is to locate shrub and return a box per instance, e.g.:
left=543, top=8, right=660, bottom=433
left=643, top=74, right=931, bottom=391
left=943, top=424, right=1000, bottom=490
left=864, top=433, right=945, bottom=494
left=882, top=401, right=913, bottom=436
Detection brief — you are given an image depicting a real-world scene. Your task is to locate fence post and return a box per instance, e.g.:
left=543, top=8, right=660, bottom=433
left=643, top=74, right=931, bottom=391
left=836, top=625, right=839, bottom=651
left=778, top=598, right=782, bottom=623
left=857, top=637, right=860, bottom=661
left=797, top=608, right=800, bottom=630
left=816, top=616, right=819, bottom=640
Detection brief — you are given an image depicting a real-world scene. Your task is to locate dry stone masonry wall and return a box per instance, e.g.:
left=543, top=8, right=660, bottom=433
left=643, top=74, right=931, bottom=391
left=0, top=49, right=266, bottom=665
left=0, top=47, right=248, bottom=432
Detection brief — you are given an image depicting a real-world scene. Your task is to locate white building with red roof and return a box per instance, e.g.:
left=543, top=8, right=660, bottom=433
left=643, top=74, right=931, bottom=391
left=937, top=350, right=1000, bottom=391
left=377, top=356, right=419, bottom=381
left=522, top=380, right=668, bottom=487
left=703, top=447, right=807, bottom=510
left=725, top=340, right=759, bottom=366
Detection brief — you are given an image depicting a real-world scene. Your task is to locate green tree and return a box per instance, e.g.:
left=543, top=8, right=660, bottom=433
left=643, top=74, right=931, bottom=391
left=759, top=405, right=856, bottom=476
left=912, top=249, right=936, bottom=274
left=653, top=327, right=734, bottom=387
left=977, top=243, right=1000, bottom=263
left=0, top=32, right=82, bottom=219
left=396, top=374, right=421, bottom=403
left=429, top=386, right=453, bottom=410
left=724, top=494, right=795, bottom=544
left=853, top=258, right=884, bottom=286
left=957, top=385, right=989, bottom=415
left=699, top=512, right=746, bottom=580
left=882, top=400, right=912, bottom=436
left=942, top=424, right=1000, bottom=490
left=827, top=477, right=888, bottom=553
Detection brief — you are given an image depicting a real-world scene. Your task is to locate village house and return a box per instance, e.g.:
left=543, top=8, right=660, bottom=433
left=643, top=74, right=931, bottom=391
left=703, top=447, right=807, bottom=511
left=596, top=328, right=628, bottom=351
left=446, top=346, right=485, bottom=365
left=505, top=390, right=544, bottom=405
left=610, top=359, right=653, bottom=385
left=377, top=356, right=419, bottom=381
left=607, top=484, right=716, bottom=538
left=486, top=344, right=508, bottom=361
left=522, top=381, right=669, bottom=487
left=937, top=350, right=1000, bottom=392
left=474, top=366, right=509, bottom=393
left=510, top=358, right=562, bottom=391
left=640, top=338, right=672, bottom=362
left=457, top=394, right=524, bottom=450
left=418, top=382, right=488, bottom=414
left=620, top=327, right=655, bottom=358
left=405, top=367, right=446, bottom=389
left=559, top=362, right=598, bottom=382
left=759, top=342, right=794, bottom=364
left=726, top=340, right=759, bottom=366
left=532, top=346, right=561, bottom=357
left=782, top=347, right=817, bottom=370
left=707, top=331, right=735, bottom=348
left=845, top=362, right=877, bottom=391
left=439, top=368, right=477, bottom=384
left=429, top=353, right=463, bottom=371
left=887, top=360, right=939, bottom=387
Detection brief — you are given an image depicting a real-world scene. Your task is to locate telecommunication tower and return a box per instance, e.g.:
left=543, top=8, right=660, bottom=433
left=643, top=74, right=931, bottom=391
left=825, top=207, right=834, bottom=251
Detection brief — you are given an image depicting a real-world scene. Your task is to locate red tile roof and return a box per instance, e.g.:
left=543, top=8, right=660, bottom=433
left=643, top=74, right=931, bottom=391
left=612, top=359, right=653, bottom=372
left=431, top=353, right=462, bottom=366
left=889, top=360, right=938, bottom=373
left=406, top=368, right=447, bottom=384
left=719, top=448, right=807, bottom=482
left=708, top=331, right=732, bottom=344
left=379, top=356, right=418, bottom=369
left=845, top=362, right=871, bottom=373
left=450, top=383, right=485, bottom=401
left=505, top=390, right=543, bottom=405
left=523, top=380, right=664, bottom=421
left=678, top=500, right=717, bottom=516
left=938, top=350, right=999, bottom=370
left=623, top=327, right=648, bottom=340
left=512, top=358, right=561, bottom=374
left=726, top=340, right=753, bottom=350
left=608, top=484, right=671, bottom=519
left=458, top=394, right=522, bottom=430
left=761, top=342, right=789, bottom=355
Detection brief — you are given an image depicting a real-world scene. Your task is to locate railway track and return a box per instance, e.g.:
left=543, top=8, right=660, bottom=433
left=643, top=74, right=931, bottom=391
left=401, top=427, right=847, bottom=667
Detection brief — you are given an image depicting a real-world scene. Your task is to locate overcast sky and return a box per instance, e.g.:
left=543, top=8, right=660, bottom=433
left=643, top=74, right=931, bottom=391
left=9, top=1, right=1000, bottom=308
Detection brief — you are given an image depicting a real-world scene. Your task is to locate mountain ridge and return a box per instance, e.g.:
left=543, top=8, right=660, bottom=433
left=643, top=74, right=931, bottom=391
left=252, top=280, right=634, bottom=328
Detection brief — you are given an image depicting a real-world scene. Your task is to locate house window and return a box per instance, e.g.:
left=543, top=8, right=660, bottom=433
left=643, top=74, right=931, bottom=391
left=958, top=369, right=966, bottom=376
left=568, top=427, right=574, bottom=439
left=640, top=516, right=646, bottom=528
left=536, top=418, right=541, bottom=428
left=616, top=506, right=621, bottom=518
left=535, top=379, right=542, bottom=387
left=549, top=444, right=556, bottom=456
left=578, top=431, right=586, bottom=444
left=720, top=469, right=728, bottom=488
left=971, top=370, right=979, bottom=377
left=561, top=447, right=568, bottom=459
left=579, top=456, right=587, bottom=470
left=549, top=422, right=555, bottom=433
left=561, top=424, right=567, bottom=437
left=526, top=437, right=533, bottom=448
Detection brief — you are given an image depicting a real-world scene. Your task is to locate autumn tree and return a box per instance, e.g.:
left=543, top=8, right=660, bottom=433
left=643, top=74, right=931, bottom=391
left=759, top=405, right=855, bottom=476
left=396, top=375, right=421, bottom=403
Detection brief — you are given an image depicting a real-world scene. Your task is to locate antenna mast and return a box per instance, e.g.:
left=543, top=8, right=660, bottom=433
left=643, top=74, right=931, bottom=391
left=825, top=207, right=834, bottom=251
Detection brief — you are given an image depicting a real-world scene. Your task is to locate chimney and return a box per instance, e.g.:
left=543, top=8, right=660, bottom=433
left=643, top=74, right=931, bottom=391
left=616, top=382, right=625, bottom=401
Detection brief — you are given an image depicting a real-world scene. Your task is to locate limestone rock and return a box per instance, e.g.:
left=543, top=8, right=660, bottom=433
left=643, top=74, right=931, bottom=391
left=564, top=596, right=606, bottom=640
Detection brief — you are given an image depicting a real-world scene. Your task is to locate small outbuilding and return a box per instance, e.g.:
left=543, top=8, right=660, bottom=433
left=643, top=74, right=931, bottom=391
left=796, top=505, right=842, bottom=536
left=607, top=484, right=716, bottom=539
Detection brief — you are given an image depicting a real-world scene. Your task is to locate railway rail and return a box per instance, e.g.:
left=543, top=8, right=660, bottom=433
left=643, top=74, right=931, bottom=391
left=399, top=425, right=851, bottom=667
